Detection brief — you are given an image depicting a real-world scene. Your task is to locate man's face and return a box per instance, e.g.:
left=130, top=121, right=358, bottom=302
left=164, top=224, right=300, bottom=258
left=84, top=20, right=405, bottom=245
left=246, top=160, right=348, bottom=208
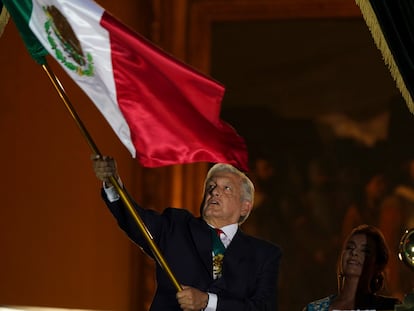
left=202, top=171, right=251, bottom=228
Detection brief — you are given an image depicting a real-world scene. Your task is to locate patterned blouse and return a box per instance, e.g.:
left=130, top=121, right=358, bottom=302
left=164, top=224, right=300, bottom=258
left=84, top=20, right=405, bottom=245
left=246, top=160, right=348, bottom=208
left=304, top=295, right=335, bottom=311
left=304, top=294, right=400, bottom=311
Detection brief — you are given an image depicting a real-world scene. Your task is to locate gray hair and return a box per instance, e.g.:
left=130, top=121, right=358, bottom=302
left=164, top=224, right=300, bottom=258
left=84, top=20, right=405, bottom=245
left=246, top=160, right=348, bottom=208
left=204, top=163, right=255, bottom=223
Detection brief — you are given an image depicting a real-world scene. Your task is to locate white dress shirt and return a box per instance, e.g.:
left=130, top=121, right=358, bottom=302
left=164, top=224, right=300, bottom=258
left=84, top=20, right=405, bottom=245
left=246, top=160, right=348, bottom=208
left=205, top=223, right=237, bottom=311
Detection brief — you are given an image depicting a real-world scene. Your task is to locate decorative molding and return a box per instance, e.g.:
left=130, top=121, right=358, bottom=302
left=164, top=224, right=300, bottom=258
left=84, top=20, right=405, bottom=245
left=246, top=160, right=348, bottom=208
left=188, top=0, right=361, bottom=73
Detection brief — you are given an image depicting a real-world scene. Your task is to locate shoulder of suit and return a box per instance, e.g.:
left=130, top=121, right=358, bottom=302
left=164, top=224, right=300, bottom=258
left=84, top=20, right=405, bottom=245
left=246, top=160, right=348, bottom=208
left=238, top=230, right=282, bottom=252
left=162, top=207, right=195, bottom=217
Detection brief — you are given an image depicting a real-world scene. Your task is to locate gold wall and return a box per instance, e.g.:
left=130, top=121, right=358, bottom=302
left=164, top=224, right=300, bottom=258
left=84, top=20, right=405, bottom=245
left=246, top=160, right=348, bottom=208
left=0, top=1, right=156, bottom=310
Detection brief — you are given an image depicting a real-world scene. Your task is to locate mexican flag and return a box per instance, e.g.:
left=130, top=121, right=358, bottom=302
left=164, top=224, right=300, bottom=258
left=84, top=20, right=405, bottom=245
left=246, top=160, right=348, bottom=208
left=0, top=1, right=9, bottom=37
left=2, top=0, right=249, bottom=171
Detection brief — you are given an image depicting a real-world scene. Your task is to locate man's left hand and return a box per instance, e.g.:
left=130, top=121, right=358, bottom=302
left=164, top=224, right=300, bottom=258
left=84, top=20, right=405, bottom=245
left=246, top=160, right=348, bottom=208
left=176, top=285, right=209, bottom=311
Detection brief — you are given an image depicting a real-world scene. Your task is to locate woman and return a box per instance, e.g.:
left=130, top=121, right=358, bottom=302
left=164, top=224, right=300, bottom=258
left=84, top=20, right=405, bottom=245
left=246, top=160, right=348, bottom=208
left=303, top=224, right=401, bottom=311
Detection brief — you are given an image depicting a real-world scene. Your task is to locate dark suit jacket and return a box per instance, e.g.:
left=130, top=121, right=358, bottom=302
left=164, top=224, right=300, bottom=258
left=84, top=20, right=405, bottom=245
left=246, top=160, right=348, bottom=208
left=102, top=189, right=282, bottom=311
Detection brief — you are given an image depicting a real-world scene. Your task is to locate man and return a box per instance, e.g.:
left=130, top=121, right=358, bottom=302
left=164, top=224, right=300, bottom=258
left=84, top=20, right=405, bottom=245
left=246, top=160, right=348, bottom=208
left=92, top=155, right=282, bottom=311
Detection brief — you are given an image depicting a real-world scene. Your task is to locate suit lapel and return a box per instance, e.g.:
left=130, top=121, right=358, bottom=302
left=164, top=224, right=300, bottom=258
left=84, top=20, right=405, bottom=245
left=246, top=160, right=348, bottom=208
left=210, top=230, right=251, bottom=292
left=222, top=230, right=250, bottom=279
left=189, top=218, right=213, bottom=277
left=225, top=229, right=249, bottom=258
left=188, top=224, right=251, bottom=288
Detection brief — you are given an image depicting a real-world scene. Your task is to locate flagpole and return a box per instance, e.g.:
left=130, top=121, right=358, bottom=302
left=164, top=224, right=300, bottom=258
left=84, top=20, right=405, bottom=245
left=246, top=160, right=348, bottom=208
left=41, top=61, right=182, bottom=292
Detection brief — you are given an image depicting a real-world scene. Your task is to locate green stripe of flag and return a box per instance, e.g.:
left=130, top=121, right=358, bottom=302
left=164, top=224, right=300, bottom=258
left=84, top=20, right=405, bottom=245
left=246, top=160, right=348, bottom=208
left=2, top=0, right=48, bottom=64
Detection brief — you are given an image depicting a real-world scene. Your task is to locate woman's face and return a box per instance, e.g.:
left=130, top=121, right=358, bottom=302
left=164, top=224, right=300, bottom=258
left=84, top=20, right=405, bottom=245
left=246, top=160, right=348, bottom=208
left=341, top=233, right=376, bottom=279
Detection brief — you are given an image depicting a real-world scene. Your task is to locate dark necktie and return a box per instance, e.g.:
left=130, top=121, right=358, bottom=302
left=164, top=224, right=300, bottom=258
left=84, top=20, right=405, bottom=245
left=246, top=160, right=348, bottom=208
left=211, top=228, right=226, bottom=279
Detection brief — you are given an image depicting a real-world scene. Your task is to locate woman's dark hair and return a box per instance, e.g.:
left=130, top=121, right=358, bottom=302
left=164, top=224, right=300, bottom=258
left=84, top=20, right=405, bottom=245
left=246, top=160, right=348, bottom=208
left=338, top=224, right=389, bottom=293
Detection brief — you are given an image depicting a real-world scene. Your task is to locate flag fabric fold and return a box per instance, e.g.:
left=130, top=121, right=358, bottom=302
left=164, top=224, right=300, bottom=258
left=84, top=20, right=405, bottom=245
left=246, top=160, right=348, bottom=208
left=0, top=2, right=9, bottom=38
left=356, top=0, right=414, bottom=114
left=2, top=0, right=249, bottom=171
